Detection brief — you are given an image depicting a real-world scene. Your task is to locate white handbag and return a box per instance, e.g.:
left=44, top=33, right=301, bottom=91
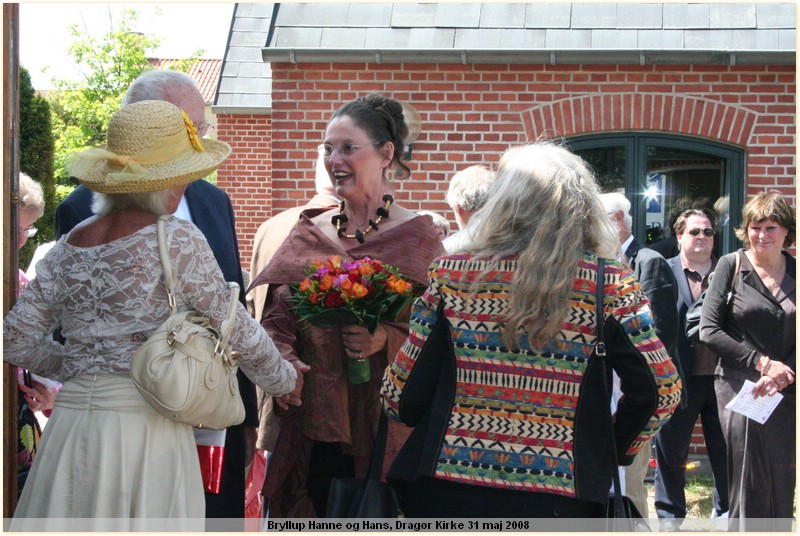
left=130, top=215, right=245, bottom=429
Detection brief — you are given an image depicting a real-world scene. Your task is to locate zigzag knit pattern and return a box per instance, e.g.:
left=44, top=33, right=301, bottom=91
left=382, top=252, right=682, bottom=497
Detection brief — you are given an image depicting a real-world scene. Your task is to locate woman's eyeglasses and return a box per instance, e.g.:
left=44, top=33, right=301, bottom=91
left=195, top=122, right=215, bottom=138
left=319, top=142, right=382, bottom=157
left=687, top=227, right=714, bottom=237
left=18, top=227, right=37, bottom=239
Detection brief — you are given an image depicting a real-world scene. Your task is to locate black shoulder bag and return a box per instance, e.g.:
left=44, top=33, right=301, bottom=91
left=596, top=259, right=651, bottom=532
left=685, top=251, right=740, bottom=342
left=325, top=413, right=401, bottom=518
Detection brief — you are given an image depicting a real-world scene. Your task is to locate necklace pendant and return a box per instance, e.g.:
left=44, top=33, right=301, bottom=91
left=355, top=229, right=365, bottom=243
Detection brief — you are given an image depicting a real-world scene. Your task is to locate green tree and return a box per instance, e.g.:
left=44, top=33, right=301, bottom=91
left=45, top=8, right=203, bottom=186
left=19, top=66, right=55, bottom=270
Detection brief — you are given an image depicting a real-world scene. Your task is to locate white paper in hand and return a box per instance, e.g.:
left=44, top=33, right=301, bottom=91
left=724, top=379, right=783, bottom=424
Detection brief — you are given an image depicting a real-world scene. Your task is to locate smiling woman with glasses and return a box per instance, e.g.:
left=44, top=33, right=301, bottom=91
left=318, top=141, right=384, bottom=158
left=250, top=93, right=444, bottom=518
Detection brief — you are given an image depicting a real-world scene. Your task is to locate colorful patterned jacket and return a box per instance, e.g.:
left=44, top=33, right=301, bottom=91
left=381, top=252, right=682, bottom=504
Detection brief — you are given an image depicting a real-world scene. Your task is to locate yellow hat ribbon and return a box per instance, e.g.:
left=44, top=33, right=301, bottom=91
left=66, top=125, right=200, bottom=187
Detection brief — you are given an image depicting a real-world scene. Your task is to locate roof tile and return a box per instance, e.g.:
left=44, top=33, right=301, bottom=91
left=664, top=4, right=710, bottom=29
left=525, top=3, right=572, bottom=29
left=480, top=4, right=527, bottom=28
left=572, top=4, right=617, bottom=29
left=434, top=3, right=483, bottom=28
left=710, top=3, right=756, bottom=29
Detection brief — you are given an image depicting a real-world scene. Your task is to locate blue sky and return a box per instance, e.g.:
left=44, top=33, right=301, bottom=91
left=19, top=3, right=235, bottom=90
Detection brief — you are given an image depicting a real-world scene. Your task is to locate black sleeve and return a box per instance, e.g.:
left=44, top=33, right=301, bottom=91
left=699, top=253, right=759, bottom=371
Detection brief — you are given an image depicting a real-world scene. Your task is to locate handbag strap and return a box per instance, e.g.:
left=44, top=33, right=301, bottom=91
left=594, top=258, right=624, bottom=497
left=727, top=250, right=741, bottom=301
left=157, top=215, right=179, bottom=315
left=155, top=215, right=240, bottom=345
left=366, top=412, right=390, bottom=482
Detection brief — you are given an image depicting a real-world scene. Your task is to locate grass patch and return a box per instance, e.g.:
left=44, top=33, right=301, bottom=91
left=685, top=477, right=714, bottom=518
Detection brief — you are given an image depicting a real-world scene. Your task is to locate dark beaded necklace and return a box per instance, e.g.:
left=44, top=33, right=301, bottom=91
left=331, top=194, right=394, bottom=244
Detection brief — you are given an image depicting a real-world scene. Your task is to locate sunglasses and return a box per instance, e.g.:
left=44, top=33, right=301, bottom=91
left=687, top=227, right=714, bottom=237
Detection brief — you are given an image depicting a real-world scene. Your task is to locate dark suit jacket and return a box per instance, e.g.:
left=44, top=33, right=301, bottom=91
left=626, top=239, right=684, bottom=406
left=625, top=238, right=679, bottom=358
left=55, top=181, right=255, bottom=520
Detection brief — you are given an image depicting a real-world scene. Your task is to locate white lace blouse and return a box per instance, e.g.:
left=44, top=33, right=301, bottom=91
left=3, top=217, right=296, bottom=396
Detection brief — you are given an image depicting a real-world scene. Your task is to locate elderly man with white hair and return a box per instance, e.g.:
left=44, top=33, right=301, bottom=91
left=442, top=165, right=495, bottom=253
left=600, top=192, right=681, bottom=520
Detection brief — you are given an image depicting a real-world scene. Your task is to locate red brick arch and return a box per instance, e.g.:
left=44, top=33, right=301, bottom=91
left=522, top=94, right=759, bottom=148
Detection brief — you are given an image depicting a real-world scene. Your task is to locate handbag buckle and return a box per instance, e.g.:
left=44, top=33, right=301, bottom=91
left=596, top=341, right=606, bottom=357
left=167, top=330, right=177, bottom=346
left=222, top=351, right=239, bottom=368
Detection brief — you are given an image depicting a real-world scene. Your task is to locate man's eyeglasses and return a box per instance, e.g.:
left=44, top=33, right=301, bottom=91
left=319, top=142, right=382, bottom=158
left=687, top=227, right=714, bottom=237
left=195, top=122, right=215, bottom=138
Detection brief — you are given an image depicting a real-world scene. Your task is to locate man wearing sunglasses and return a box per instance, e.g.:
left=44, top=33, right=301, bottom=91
left=654, top=209, right=729, bottom=530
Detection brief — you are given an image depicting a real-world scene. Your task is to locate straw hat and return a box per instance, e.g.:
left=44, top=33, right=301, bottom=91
left=66, top=100, right=232, bottom=194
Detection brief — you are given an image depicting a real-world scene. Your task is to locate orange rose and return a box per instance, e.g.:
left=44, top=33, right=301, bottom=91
left=326, top=255, right=342, bottom=269
left=386, top=276, right=411, bottom=294
left=298, top=277, right=315, bottom=293
left=319, top=273, right=336, bottom=291
left=350, top=283, right=369, bottom=299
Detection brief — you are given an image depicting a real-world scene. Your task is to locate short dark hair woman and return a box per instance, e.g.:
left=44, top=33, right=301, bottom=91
left=699, top=191, right=796, bottom=531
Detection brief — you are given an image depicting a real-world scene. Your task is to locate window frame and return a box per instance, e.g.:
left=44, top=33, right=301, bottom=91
left=569, top=133, right=745, bottom=255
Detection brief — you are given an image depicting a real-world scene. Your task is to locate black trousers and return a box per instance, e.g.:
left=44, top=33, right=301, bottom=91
left=394, top=476, right=604, bottom=519
left=653, top=375, right=728, bottom=520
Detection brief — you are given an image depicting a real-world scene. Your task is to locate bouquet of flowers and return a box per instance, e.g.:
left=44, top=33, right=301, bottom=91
left=290, top=255, right=414, bottom=335
left=290, top=255, right=415, bottom=384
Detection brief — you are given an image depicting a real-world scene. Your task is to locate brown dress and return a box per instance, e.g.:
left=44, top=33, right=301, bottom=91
left=250, top=210, right=443, bottom=517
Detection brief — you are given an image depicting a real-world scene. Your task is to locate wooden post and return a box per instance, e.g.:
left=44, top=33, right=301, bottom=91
left=4, top=2, right=21, bottom=518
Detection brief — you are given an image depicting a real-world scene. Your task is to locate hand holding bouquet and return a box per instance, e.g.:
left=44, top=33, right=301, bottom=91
left=290, top=255, right=415, bottom=383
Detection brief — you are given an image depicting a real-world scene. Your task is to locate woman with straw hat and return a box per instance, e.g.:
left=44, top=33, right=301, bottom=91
left=3, top=100, right=303, bottom=530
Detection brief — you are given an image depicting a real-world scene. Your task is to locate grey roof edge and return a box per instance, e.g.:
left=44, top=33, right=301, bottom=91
left=212, top=105, right=272, bottom=115
left=261, top=48, right=795, bottom=66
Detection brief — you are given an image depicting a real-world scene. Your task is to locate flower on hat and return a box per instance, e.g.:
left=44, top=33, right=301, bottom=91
left=66, top=100, right=231, bottom=194
left=182, top=111, right=205, bottom=153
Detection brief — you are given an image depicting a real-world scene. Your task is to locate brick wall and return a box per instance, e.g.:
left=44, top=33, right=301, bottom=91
left=215, top=113, right=272, bottom=268
left=218, top=63, right=796, bottom=454
left=219, top=62, right=795, bottom=270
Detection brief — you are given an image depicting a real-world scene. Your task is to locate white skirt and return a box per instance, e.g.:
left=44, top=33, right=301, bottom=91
left=11, top=374, right=205, bottom=532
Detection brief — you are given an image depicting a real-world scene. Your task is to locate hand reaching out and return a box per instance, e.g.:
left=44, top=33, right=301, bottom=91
left=274, top=360, right=311, bottom=411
